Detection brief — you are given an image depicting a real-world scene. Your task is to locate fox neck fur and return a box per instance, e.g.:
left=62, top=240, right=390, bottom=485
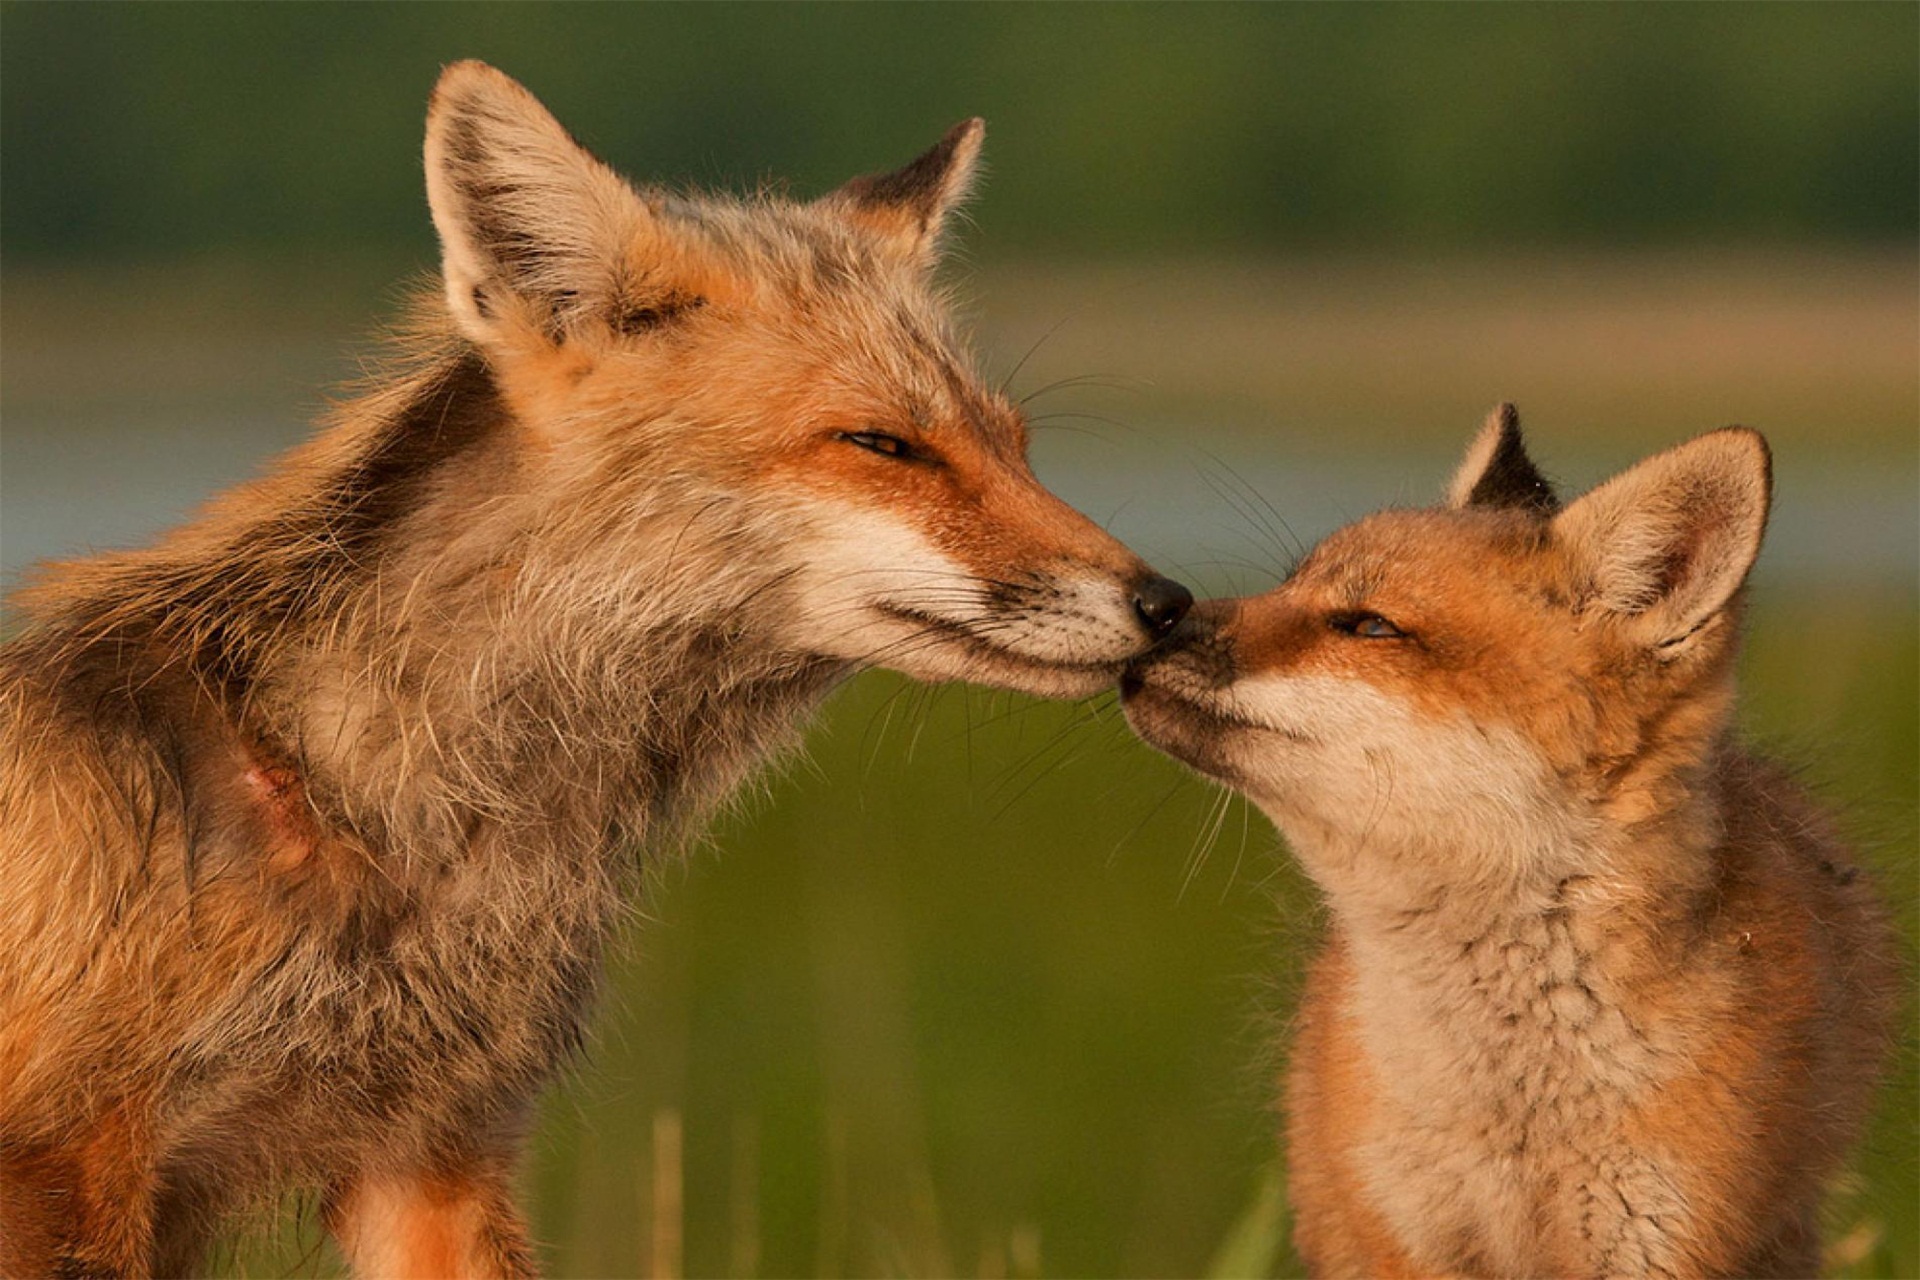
left=15, top=336, right=852, bottom=886
left=1299, top=736, right=1889, bottom=1278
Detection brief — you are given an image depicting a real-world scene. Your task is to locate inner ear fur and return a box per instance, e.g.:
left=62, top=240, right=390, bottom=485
left=1552, top=427, right=1772, bottom=650
left=424, top=60, right=674, bottom=347
left=1446, top=403, right=1559, bottom=514
left=823, top=118, right=985, bottom=270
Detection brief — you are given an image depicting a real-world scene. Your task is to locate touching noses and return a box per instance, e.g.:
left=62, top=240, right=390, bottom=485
left=1132, top=575, right=1194, bottom=637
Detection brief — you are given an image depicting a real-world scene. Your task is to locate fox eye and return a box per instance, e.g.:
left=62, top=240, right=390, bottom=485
left=1331, top=611, right=1405, bottom=639
left=841, top=430, right=913, bottom=459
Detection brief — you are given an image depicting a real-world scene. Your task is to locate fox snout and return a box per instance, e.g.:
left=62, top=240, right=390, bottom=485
left=782, top=466, right=1194, bottom=699
left=1131, top=575, right=1193, bottom=638
left=1117, top=597, right=1249, bottom=780
left=1120, top=597, right=1235, bottom=692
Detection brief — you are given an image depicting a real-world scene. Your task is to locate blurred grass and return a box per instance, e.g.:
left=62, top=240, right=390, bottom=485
left=3, top=256, right=1911, bottom=1276
left=7, top=4, right=1911, bottom=1267
left=204, top=590, right=1914, bottom=1279
left=535, top=590, right=1920, bottom=1280
left=3, top=5, right=1914, bottom=261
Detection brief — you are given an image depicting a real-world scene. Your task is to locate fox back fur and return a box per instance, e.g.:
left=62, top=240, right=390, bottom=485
left=1123, top=408, right=1899, bottom=1278
left=0, top=62, right=1186, bottom=1276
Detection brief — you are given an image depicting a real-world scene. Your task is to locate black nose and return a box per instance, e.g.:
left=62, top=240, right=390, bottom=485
left=1132, top=575, right=1194, bottom=636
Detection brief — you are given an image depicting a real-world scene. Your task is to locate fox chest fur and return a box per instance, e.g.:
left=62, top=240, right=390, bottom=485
left=1, top=609, right=841, bottom=1189
left=157, top=821, right=620, bottom=1175
left=1324, top=897, right=1701, bottom=1278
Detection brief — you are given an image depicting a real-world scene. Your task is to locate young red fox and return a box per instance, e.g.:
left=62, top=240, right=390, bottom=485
left=1123, top=408, right=1897, bottom=1278
left=0, top=62, right=1190, bottom=1276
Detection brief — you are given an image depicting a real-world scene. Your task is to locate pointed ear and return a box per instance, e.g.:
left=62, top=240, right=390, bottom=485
left=1446, top=403, right=1559, bottom=513
left=1552, top=428, right=1772, bottom=653
left=824, top=118, right=984, bottom=269
left=424, top=61, right=665, bottom=347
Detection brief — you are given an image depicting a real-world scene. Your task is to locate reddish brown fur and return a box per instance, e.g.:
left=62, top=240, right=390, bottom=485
left=1126, top=414, right=1899, bottom=1278
left=1283, top=775, right=1894, bottom=1279
left=0, top=63, right=1181, bottom=1274
left=324, top=1166, right=536, bottom=1280
left=1285, top=950, right=1425, bottom=1280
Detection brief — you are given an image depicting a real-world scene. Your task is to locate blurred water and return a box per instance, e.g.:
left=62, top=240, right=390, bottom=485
left=4, top=408, right=1913, bottom=601
left=1029, top=428, right=1920, bottom=594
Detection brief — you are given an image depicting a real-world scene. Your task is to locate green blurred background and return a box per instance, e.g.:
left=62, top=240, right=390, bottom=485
left=2, top=5, right=1913, bottom=1277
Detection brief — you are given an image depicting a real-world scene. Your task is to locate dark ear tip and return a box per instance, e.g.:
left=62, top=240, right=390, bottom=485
left=1463, top=401, right=1558, bottom=514
left=1483, top=402, right=1523, bottom=451
left=834, top=119, right=986, bottom=228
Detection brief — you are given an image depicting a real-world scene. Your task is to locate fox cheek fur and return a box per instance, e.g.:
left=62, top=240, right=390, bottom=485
left=419, top=67, right=1185, bottom=697
left=0, top=61, right=1185, bottom=1276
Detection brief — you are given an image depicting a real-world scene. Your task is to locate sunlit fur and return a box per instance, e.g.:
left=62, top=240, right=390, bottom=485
left=0, top=62, right=1175, bottom=1276
left=1124, top=411, right=1898, bottom=1278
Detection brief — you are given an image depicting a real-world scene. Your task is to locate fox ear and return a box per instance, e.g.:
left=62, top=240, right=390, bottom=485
left=1446, top=403, right=1559, bottom=513
left=825, top=118, right=985, bottom=270
left=424, top=61, right=662, bottom=347
left=1552, top=428, right=1772, bottom=654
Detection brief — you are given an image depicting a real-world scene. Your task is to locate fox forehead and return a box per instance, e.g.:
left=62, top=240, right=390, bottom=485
left=578, top=196, right=1024, bottom=453
left=1244, top=511, right=1559, bottom=651
left=1297, top=508, right=1553, bottom=596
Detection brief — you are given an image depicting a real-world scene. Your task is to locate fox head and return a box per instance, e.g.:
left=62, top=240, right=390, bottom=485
left=418, top=61, right=1188, bottom=698
left=1122, top=406, right=1772, bottom=907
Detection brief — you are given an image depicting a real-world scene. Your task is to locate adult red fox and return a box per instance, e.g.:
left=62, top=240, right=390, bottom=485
left=1123, top=408, right=1896, bottom=1278
left=0, top=62, right=1189, bottom=1276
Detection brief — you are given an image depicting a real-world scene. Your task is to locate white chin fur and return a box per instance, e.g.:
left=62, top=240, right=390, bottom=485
left=1214, top=674, right=1580, bottom=890
left=786, top=502, right=1138, bottom=695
